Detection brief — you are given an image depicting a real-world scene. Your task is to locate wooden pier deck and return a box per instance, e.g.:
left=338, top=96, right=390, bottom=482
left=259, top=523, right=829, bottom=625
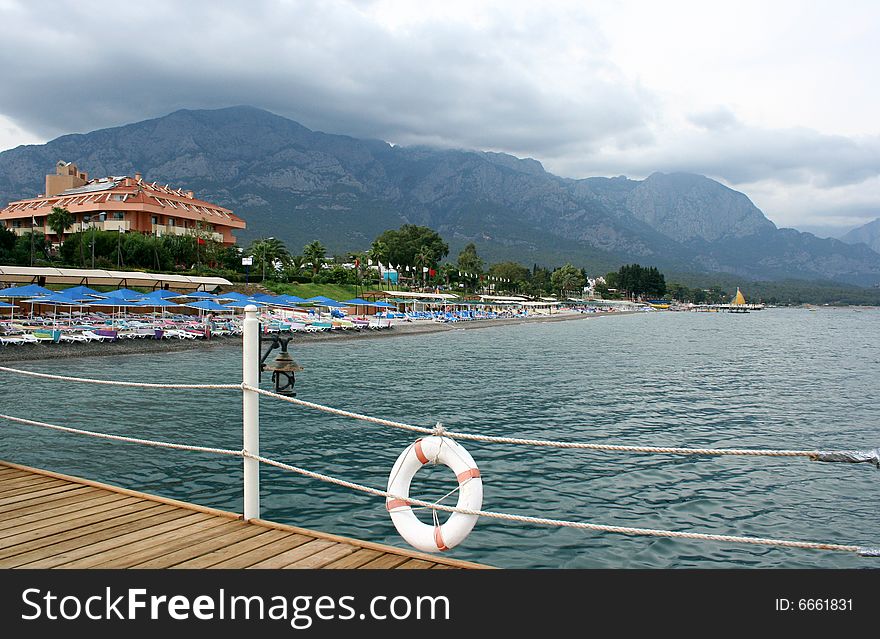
left=0, top=461, right=489, bottom=570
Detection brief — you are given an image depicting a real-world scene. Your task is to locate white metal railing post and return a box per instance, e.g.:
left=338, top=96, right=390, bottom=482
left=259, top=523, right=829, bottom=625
left=242, top=304, right=260, bottom=520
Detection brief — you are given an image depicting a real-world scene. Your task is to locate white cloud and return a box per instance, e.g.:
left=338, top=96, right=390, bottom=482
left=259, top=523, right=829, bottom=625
left=0, top=0, right=878, bottom=231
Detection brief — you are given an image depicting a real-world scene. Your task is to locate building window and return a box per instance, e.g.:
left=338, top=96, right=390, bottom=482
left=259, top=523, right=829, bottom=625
left=12, top=220, right=22, bottom=228
left=113, top=212, right=124, bottom=220
left=151, top=216, right=158, bottom=225
left=167, top=218, right=175, bottom=226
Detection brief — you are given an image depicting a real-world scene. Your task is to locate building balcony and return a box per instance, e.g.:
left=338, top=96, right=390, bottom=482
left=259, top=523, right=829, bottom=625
left=103, top=220, right=130, bottom=232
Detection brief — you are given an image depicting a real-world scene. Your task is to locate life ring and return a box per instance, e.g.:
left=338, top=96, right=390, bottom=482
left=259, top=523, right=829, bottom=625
left=386, top=436, right=483, bottom=553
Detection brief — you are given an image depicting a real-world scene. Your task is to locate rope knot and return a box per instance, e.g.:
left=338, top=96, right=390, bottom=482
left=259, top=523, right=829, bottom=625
left=433, top=422, right=446, bottom=437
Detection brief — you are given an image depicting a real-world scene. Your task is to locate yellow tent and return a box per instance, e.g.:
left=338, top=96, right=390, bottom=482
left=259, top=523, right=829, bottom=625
left=732, top=288, right=746, bottom=305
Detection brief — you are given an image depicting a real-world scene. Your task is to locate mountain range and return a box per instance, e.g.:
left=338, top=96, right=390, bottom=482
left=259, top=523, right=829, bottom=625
left=1, top=105, right=879, bottom=286
left=840, top=218, right=880, bottom=254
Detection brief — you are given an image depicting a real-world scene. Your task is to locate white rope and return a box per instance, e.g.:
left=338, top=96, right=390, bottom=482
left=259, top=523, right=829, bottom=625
left=0, top=366, right=240, bottom=390
left=247, top=452, right=877, bottom=556
left=244, top=385, right=824, bottom=459
left=0, top=413, right=242, bottom=457
left=0, top=367, right=867, bottom=461
left=0, top=411, right=876, bottom=557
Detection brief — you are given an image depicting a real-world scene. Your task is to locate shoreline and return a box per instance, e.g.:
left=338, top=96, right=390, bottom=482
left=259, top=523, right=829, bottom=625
left=0, top=310, right=641, bottom=363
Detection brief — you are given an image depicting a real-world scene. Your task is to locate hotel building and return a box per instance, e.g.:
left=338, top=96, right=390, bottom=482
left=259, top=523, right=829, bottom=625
left=0, top=161, right=246, bottom=245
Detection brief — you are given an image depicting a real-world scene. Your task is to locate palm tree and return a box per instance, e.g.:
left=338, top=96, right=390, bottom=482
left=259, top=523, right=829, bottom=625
left=303, top=240, right=327, bottom=275
left=47, top=206, right=74, bottom=245
left=247, top=237, right=290, bottom=280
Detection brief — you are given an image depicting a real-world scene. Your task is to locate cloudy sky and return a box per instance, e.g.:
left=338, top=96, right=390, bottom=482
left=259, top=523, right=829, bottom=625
left=1, top=0, right=878, bottom=234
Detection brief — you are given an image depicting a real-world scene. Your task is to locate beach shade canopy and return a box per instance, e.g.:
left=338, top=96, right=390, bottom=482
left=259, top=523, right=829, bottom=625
left=60, top=285, right=102, bottom=299
left=185, top=299, right=231, bottom=312
left=342, top=298, right=377, bottom=306
left=181, top=291, right=218, bottom=299
left=142, top=289, right=180, bottom=299
left=23, top=293, right=80, bottom=306
left=372, top=301, right=396, bottom=309
left=136, top=298, right=179, bottom=308
left=269, top=294, right=307, bottom=306
left=306, top=296, right=346, bottom=307
left=86, top=298, right=143, bottom=308
left=0, top=301, right=17, bottom=308
left=251, top=293, right=281, bottom=303
left=222, top=300, right=263, bottom=309
left=0, top=284, right=53, bottom=298
left=103, top=288, right=143, bottom=300
left=217, top=291, right=252, bottom=302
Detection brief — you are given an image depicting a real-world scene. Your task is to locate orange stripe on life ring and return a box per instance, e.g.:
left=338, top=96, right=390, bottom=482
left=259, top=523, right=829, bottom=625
left=434, top=526, right=449, bottom=552
left=456, top=468, right=481, bottom=483
left=414, top=439, right=429, bottom=464
left=386, top=499, right=411, bottom=511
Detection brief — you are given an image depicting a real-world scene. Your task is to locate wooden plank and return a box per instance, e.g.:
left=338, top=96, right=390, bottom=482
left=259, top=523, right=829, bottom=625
left=249, top=518, right=492, bottom=570
left=0, top=495, right=143, bottom=538
left=0, top=462, right=489, bottom=570
left=0, top=482, right=85, bottom=508
left=130, top=525, right=269, bottom=569
left=0, top=469, right=29, bottom=478
left=0, top=500, right=162, bottom=552
left=0, top=479, right=71, bottom=499
left=246, top=539, right=336, bottom=569
left=396, top=558, right=437, bottom=569
left=284, top=543, right=357, bottom=569
left=86, top=520, right=253, bottom=569
left=359, top=554, right=410, bottom=569
left=323, top=548, right=385, bottom=569
left=0, top=504, right=175, bottom=565
left=0, top=475, right=67, bottom=492
left=208, top=533, right=313, bottom=569
left=27, top=512, right=216, bottom=569
left=172, top=530, right=294, bottom=569
left=0, top=461, right=242, bottom=521
left=0, top=487, right=103, bottom=517
left=0, top=492, right=132, bottom=532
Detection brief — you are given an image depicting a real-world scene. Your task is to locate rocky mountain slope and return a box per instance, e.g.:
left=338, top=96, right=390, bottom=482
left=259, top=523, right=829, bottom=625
left=1, top=106, right=879, bottom=285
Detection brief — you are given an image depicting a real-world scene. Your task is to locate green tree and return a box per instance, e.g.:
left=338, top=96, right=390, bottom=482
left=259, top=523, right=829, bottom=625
left=302, top=239, right=326, bottom=275
left=0, top=226, right=16, bottom=264
left=456, top=242, right=484, bottom=275
left=489, top=261, right=530, bottom=292
left=46, top=207, right=74, bottom=245
left=248, top=237, right=290, bottom=280
left=372, top=225, right=448, bottom=270
left=550, top=263, right=586, bottom=297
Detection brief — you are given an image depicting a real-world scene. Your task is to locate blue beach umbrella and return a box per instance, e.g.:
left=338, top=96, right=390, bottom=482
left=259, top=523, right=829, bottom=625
left=342, top=298, right=376, bottom=306
left=181, top=291, right=218, bottom=299
left=136, top=298, right=179, bottom=308
left=372, top=301, right=396, bottom=309
left=25, top=293, right=82, bottom=327
left=143, top=289, right=180, bottom=299
left=60, top=285, right=102, bottom=299
left=0, top=284, right=53, bottom=298
left=222, top=300, right=264, bottom=309
left=185, top=300, right=231, bottom=312
left=217, top=292, right=252, bottom=302
left=0, top=300, right=18, bottom=320
left=103, top=288, right=143, bottom=300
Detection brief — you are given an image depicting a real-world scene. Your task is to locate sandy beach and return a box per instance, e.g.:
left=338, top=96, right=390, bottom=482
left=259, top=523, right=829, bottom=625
left=0, top=310, right=639, bottom=363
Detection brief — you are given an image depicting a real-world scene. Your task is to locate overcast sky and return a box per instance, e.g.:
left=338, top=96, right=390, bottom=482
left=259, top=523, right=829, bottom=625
left=1, top=0, right=878, bottom=233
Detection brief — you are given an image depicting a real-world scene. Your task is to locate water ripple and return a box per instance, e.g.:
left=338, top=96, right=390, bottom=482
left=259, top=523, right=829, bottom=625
left=1, top=308, right=878, bottom=568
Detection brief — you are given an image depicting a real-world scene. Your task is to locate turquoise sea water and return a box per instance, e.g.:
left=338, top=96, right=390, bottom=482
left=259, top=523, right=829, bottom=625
left=2, top=308, right=879, bottom=568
